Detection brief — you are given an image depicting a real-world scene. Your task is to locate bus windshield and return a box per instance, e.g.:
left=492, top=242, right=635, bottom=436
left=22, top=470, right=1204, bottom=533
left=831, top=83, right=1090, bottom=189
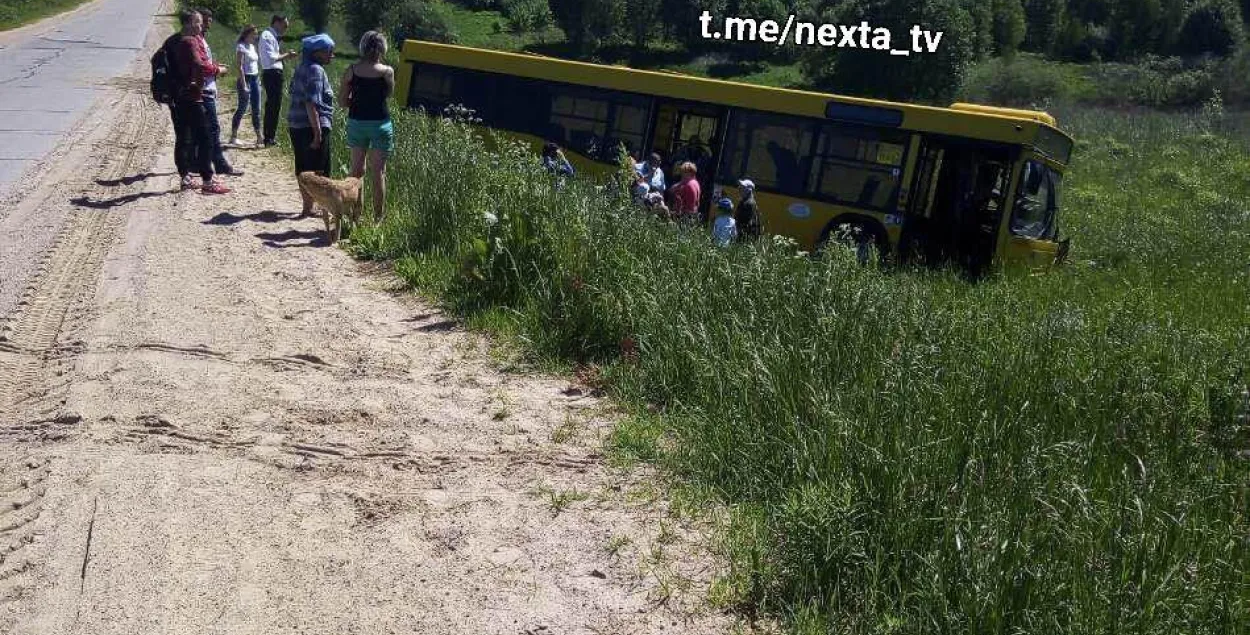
left=1010, top=160, right=1062, bottom=241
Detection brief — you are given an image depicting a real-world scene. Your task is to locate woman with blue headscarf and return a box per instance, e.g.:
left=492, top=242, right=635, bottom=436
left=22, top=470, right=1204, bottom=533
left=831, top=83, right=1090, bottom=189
left=288, top=33, right=335, bottom=217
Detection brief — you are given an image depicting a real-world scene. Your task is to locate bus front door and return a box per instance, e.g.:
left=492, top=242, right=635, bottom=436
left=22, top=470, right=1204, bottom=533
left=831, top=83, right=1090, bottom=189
left=651, top=101, right=725, bottom=220
left=902, top=137, right=1011, bottom=276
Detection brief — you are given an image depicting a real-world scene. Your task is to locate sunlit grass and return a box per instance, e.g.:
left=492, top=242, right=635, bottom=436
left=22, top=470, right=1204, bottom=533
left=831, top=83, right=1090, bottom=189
left=341, top=104, right=1249, bottom=633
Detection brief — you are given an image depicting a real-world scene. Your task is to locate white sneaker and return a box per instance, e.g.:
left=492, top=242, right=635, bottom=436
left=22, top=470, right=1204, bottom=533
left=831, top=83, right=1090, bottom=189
left=228, top=136, right=239, bottom=146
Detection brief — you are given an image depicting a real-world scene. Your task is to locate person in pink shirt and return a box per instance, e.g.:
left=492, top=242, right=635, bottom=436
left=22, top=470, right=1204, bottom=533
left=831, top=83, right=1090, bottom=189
left=668, top=161, right=701, bottom=226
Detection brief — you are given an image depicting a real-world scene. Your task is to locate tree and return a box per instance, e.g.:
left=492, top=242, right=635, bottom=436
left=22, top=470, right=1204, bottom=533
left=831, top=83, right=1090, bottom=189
left=992, top=0, right=1027, bottom=57
left=341, top=0, right=389, bottom=43
left=964, top=0, right=995, bottom=60
left=548, top=0, right=626, bottom=54
left=804, top=0, right=977, bottom=103
left=1022, top=0, right=1063, bottom=54
left=1107, top=0, right=1163, bottom=58
left=297, top=0, right=331, bottom=33
left=624, top=0, right=663, bottom=49
left=660, top=0, right=728, bottom=50
left=1177, top=0, right=1245, bottom=56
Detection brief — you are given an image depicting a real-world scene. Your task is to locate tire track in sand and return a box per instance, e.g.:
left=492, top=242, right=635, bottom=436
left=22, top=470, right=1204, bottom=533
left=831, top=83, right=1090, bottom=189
left=0, top=86, right=165, bottom=416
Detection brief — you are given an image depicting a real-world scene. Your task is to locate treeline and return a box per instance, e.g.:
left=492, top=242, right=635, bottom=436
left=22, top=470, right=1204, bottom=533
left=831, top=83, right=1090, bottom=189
left=193, top=0, right=1249, bottom=103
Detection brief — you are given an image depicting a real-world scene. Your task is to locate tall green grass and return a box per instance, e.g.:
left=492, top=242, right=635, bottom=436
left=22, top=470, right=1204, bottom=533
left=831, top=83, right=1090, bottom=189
left=340, top=105, right=1250, bottom=633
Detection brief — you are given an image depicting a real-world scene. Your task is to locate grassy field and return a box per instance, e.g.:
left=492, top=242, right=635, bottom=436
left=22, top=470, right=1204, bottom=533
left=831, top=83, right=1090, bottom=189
left=0, top=0, right=91, bottom=31
left=347, top=105, right=1249, bottom=635
left=206, top=12, right=1250, bottom=634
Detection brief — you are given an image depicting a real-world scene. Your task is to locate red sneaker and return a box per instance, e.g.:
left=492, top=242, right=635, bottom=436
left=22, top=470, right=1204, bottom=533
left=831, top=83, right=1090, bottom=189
left=201, top=180, right=231, bottom=195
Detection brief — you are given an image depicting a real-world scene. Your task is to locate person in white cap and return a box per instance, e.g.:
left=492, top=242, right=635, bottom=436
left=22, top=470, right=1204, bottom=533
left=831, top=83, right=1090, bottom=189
left=735, top=179, right=761, bottom=242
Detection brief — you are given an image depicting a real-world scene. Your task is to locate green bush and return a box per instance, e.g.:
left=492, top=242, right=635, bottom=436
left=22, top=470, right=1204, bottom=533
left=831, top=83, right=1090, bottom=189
left=391, top=0, right=458, bottom=44
left=498, top=0, right=551, bottom=32
left=340, top=0, right=387, bottom=43
left=959, top=55, right=1082, bottom=105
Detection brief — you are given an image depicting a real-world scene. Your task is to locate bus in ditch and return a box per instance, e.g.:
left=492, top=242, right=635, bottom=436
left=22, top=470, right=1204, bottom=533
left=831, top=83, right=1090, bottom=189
left=394, top=40, right=1074, bottom=272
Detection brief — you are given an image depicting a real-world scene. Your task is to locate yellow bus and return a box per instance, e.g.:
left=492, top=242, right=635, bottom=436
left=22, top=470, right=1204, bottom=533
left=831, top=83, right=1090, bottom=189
left=395, top=40, right=1074, bottom=271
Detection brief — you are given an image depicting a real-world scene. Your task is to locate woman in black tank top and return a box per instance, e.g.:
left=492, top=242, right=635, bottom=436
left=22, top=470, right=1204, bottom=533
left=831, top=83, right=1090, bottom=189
left=340, top=31, right=395, bottom=221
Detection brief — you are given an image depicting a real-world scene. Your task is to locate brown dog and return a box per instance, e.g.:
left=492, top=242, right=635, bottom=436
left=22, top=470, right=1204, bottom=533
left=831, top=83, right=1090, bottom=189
left=296, top=172, right=363, bottom=243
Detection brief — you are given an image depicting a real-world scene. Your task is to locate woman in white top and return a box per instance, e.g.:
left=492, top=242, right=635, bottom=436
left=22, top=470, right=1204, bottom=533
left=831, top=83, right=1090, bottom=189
left=230, top=25, right=262, bottom=147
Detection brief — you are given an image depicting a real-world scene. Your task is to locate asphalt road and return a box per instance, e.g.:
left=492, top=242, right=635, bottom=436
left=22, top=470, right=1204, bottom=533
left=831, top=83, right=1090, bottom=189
left=0, top=0, right=164, bottom=196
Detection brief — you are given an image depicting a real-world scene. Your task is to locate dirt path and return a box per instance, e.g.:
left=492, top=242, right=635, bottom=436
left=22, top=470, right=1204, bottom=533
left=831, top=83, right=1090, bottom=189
left=0, top=10, right=732, bottom=635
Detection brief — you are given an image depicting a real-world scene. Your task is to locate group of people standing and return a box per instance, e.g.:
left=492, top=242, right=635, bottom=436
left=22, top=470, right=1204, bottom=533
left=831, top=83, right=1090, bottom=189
left=629, top=152, right=761, bottom=247
left=163, top=8, right=243, bottom=194
left=162, top=10, right=395, bottom=221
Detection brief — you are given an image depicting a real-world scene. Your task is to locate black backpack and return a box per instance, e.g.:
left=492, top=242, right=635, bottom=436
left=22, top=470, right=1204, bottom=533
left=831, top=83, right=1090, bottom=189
left=150, top=36, right=180, bottom=104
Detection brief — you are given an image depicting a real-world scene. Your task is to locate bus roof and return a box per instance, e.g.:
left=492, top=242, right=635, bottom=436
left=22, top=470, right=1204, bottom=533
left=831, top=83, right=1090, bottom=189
left=398, top=40, right=1074, bottom=161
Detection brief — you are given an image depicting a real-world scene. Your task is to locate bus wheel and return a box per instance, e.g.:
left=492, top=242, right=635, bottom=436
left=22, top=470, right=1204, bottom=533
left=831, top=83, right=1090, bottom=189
left=817, top=221, right=883, bottom=265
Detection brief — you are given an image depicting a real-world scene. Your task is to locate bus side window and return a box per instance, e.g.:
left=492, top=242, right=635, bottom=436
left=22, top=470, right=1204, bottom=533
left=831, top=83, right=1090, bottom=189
left=410, top=64, right=453, bottom=109
left=807, top=124, right=906, bottom=211
left=724, top=111, right=811, bottom=195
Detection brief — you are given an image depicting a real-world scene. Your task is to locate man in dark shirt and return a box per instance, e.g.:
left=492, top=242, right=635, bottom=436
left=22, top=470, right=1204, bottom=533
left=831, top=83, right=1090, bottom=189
left=169, top=9, right=230, bottom=194
left=735, top=178, right=762, bottom=242
left=162, top=28, right=189, bottom=184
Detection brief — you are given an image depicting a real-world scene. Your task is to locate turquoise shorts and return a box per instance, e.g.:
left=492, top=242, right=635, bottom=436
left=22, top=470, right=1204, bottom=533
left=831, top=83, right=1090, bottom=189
left=346, top=118, right=394, bottom=153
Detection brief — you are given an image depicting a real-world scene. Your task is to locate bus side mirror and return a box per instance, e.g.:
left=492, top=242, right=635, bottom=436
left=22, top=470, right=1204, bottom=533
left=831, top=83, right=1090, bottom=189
left=1055, top=237, right=1071, bottom=265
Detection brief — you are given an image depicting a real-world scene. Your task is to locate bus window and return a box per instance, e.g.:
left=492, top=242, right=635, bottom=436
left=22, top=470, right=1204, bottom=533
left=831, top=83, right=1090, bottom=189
left=721, top=110, right=815, bottom=196
left=410, top=63, right=453, bottom=108
left=456, top=70, right=497, bottom=119
left=548, top=87, right=651, bottom=162
left=807, top=124, right=908, bottom=212
left=608, top=103, right=648, bottom=160
left=550, top=91, right=610, bottom=158
left=1011, top=160, right=1060, bottom=240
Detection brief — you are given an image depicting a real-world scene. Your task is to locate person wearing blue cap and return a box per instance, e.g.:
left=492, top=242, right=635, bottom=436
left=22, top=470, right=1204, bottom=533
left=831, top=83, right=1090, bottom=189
left=288, top=33, right=335, bottom=217
left=712, top=197, right=738, bottom=247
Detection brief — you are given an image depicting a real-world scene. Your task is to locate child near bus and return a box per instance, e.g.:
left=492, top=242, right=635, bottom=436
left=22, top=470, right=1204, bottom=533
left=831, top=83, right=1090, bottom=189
left=712, top=197, right=738, bottom=247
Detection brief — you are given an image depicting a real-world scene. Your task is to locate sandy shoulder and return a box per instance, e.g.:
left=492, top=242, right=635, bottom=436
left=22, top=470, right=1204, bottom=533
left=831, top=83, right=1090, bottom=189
left=0, top=35, right=735, bottom=635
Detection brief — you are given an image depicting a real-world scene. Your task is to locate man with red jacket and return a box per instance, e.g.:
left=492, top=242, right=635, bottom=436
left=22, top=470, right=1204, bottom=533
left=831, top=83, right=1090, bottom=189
left=169, top=9, right=230, bottom=194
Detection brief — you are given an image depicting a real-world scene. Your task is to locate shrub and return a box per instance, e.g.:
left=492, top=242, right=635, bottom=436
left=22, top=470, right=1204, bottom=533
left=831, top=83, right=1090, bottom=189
left=1177, top=0, right=1245, bottom=57
left=499, top=0, right=552, bottom=32
left=959, top=55, right=1078, bottom=106
left=391, top=0, right=458, bottom=46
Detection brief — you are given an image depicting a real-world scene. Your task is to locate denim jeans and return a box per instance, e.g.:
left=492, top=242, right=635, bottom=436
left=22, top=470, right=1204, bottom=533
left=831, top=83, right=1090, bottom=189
left=202, top=93, right=231, bottom=173
left=231, top=74, right=261, bottom=137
